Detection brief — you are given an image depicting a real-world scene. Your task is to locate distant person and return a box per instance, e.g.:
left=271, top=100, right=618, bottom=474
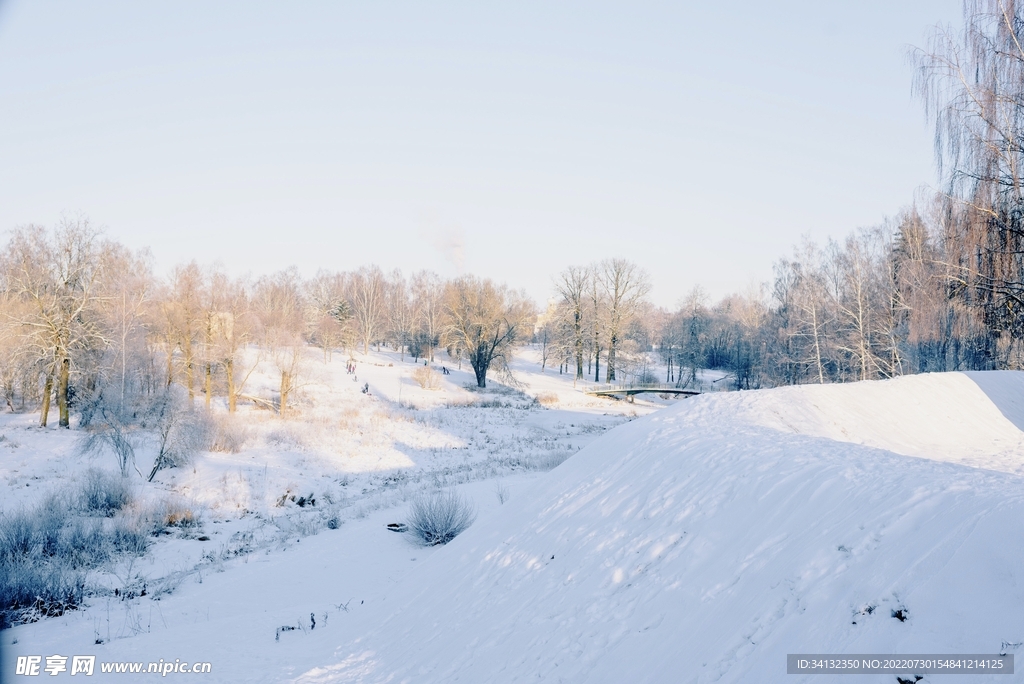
left=362, top=383, right=370, bottom=395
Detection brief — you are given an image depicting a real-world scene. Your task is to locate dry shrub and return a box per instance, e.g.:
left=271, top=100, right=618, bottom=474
left=153, top=499, right=201, bottom=530
left=412, top=366, right=442, bottom=390
left=210, top=415, right=254, bottom=453
left=78, top=469, right=134, bottom=516
left=265, top=425, right=307, bottom=450
left=0, top=496, right=151, bottom=628
left=536, top=392, right=559, bottom=407
left=407, top=490, right=476, bottom=546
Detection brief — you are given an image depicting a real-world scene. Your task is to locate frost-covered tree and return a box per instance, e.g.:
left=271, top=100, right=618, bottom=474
left=253, top=269, right=305, bottom=417
left=441, top=277, right=535, bottom=388
left=350, top=266, right=387, bottom=355
left=0, top=219, right=108, bottom=427
left=599, top=259, right=650, bottom=383
left=914, top=0, right=1024, bottom=364
left=555, top=265, right=590, bottom=380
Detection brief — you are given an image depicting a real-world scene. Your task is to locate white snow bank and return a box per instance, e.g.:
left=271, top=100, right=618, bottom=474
left=299, top=372, right=1024, bottom=683
left=704, top=370, right=1024, bottom=474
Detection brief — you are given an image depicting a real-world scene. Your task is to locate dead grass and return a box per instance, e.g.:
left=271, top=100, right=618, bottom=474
left=412, top=366, right=442, bottom=390
left=153, top=498, right=202, bottom=530
left=210, top=415, right=255, bottom=453
left=535, top=392, right=559, bottom=407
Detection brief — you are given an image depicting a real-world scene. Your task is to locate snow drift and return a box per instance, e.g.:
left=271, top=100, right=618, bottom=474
left=298, top=372, right=1024, bottom=683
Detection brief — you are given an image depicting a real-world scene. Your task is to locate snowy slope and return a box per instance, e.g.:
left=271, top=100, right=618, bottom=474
left=718, top=371, right=1024, bottom=473
left=296, top=372, right=1024, bottom=683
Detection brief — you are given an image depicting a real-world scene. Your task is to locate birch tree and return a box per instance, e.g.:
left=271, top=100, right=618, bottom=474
left=914, top=0, right=1024, bottom=362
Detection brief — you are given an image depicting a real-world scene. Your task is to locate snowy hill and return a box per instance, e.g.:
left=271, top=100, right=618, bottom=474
left=296, top=372, right=1024, bottom=683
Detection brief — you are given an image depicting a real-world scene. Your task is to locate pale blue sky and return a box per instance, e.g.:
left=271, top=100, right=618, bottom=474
left=0, top=1, right=962, bottom=307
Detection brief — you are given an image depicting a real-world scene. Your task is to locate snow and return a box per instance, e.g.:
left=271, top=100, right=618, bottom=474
left=4, top=365, right=1024, bottom=683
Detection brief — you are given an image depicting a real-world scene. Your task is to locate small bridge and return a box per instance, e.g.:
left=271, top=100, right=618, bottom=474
left=583, top=383, right=701, bottom=400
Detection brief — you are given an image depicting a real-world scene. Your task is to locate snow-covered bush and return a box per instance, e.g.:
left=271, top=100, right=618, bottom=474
left=78, top=468, right=134, bottom=516
left=147, top=386, right=214, bottom=481
left=79, top=385, right=212, bottom=480
left=0, top=497, right=151, bottom=628
left=210, top=414, right=254, bottom=453
left=79, top=402, right=139, bottom=477
left=495, top=481, right=510, bottom=504
left=108, top=514, right=151, bottom=555
left=0, top=555, right=85, bottom=628
left=407, top=490, right=476, bottom=546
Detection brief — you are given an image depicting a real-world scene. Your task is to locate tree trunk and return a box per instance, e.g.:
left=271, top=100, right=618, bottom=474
left=472, top=352, right=487, bottom=388
left=40, top=374, right=53, bottom=427
left=607, top=333, right=617, bottom=383
left=226, top=357, right=237, bottom=413
left=166, top=344, right=174, bottom=386
left=593, top=347, right=601, bottom=382
left=184, top=337, right=195, bottom=400
left=280, top=370, right=291, bottom=417
left=57, top=357, right=70, bottom=428
left=811, top=304, right=825, bottom=384
left=204, top=363, right=212, bottom=409
left=574, top=311, right=584, bottom=379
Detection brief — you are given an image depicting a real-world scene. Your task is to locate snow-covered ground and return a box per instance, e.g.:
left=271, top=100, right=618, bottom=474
left=0, top=345, right=651, bottom=680
left=3, top=361, right=1024, bottom=683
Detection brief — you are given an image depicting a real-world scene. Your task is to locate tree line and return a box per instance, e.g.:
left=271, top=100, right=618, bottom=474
left=3, top=1, right=1023, bottom=424
left=0, top=220, right=539, bottom=429
left=545, top=0, right=1024, bottom=388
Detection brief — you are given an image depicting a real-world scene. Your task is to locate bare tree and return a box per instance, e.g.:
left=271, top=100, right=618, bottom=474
left=555, top=265, right=590, bottom=381
left=386, top=270, right=414, bottom=360
left=0, top=219, right=108, bottom=427
left=305, top=271, right=349, bottom=362
left=212, top=276, right=254, bottom=414
left=588, top=274, right=605, bottom=382
left=789, top=241, right=835, bottom=384
left=913, top=0, right=1024, bottom=362
left=147, top=385, right=211, bottom=481
left=441, top=277, right=535, bottom=388
left=165, top=262, right=205, bottom=401
left=0, top=291, right=35, bottom=411
left=99, top=244, right=153, bottom=405
left=598, top=259, right=651, bottom=383
left=350, top=266, right=387, bottom=355
left=677, top=287, right=710, bottom=388
left=253, top=269, right=305, bottom=417
left=411, top=270, right=444, bottom=362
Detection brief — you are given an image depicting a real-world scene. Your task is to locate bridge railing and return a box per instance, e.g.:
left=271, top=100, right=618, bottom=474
left=580, top=382, right=698, bottom=393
